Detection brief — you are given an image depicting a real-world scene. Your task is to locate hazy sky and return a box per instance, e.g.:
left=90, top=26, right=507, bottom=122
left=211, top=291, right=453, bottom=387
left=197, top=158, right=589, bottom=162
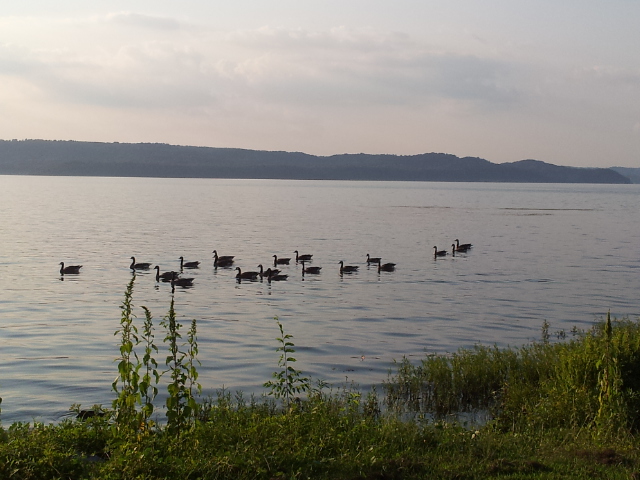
left=1, top=1, right=639, bottom=167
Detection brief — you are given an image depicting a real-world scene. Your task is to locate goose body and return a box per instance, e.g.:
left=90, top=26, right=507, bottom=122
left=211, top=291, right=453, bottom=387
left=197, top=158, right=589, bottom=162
left=366, top=254, right=381, bottom=264
left=154, top=265, right=174, bottom=282
left=130, top=257, right=151, bottom=270
left=258, top=264, right=281, bottom=277
left=294, top=250, right=313, bottom=262
left=213, top=251, right=234, bottom=267
left=433, top=246, right=447, bottom=257
left=267, top=270, right=288, bottom=281
left=378, top=262, right=396, bottom=272
left=212, top=250, right=234, bottom=262
left=301, top=260, right=321, bottom=275
left=455, top=239, right=472, bottom=251
left=59, top=262, right=82, bottom=275
left=273, top=255, right=291, bottom=266
left=171, top=272, right=194, bottom=287
left=235, top=267, right=259, bottom=280
left=180, top=256, right=200, bottom=269
left=339, top=261, right=359, bottom=274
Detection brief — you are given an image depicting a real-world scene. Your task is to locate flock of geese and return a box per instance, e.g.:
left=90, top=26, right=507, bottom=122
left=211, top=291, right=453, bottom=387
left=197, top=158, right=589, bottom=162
left=59, top=240, right=473, bottom=290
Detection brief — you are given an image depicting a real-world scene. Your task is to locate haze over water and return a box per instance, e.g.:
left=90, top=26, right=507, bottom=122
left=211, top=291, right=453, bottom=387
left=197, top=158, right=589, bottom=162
left=1, top=176, right=638, bottom=424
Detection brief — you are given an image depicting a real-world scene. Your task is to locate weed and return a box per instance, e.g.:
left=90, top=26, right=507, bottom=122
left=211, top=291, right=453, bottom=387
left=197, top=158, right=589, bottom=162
left=111, top=275, right=141, bottom=432
left=264, top=318, right=312, bottom=407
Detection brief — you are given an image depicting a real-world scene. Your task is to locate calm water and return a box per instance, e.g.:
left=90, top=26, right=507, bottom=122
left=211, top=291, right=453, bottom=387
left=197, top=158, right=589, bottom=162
left=1, top=176, right=639, bottom=424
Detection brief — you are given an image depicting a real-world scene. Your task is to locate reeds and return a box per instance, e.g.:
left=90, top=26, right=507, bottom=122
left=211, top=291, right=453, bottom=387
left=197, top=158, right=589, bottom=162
left=384, top=312, right=640, bottom=439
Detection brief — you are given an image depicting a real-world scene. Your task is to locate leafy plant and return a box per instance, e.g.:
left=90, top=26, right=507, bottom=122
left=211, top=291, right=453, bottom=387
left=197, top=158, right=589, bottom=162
left=139, top=305, right=160, bottom=427
left=111, top=275, right=141, bottom=432
left=161, top=296, right=200, bottom=433
left=264, top=319, right=312, bottom=406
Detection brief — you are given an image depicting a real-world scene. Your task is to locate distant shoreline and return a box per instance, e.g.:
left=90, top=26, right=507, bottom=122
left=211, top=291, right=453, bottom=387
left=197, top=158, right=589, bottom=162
left=0, top=139, right=635, bottom=184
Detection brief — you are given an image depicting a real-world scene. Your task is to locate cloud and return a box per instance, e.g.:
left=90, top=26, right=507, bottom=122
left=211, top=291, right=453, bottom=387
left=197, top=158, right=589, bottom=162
left=105, top=12, right=183, bottom=31
left=1, top=21, right=524, bottom=115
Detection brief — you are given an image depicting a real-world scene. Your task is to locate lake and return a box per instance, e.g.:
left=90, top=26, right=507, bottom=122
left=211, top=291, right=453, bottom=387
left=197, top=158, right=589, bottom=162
left=0, top=176, right=639, bottom=424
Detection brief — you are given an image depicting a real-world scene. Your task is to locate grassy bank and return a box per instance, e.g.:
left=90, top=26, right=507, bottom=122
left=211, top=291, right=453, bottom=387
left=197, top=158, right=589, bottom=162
left=1, top=277, right=639, bottom=479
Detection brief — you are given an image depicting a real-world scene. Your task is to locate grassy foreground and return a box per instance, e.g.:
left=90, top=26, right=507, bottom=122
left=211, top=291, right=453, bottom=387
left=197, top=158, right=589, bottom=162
left=1, top=278, right=640, bottom=479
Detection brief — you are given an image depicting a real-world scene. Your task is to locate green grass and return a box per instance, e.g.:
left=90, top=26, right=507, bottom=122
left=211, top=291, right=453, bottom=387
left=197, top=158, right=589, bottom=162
left=2, top=281, right=640, bottom=479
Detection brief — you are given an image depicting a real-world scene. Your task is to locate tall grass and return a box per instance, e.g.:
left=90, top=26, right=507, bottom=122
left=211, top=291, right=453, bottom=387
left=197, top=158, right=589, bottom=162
left=384, top=312, right=640, bottom=439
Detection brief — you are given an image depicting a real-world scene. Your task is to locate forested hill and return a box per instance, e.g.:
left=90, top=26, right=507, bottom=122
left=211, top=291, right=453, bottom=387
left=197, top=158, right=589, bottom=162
left=0, top=139, right=631, bottom=184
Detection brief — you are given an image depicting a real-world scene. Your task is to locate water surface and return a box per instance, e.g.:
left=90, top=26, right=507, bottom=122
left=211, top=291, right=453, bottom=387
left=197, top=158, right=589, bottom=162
left=0, top=176, right=638, bottom=423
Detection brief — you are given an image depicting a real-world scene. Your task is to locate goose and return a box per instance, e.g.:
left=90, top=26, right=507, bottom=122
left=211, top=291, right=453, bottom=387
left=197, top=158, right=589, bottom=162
left=433, top=246, right=447, bottom=257
left=378, top=262, right=396, bottom=272
left=171, top=272, right=194, bottom=287
left=455, top=239, right=472, bottom=251
left=339, top=261, right=359, bottom=274
left=179, top=256, right=200, bottom=269
left=273, top=255, right=291, bottom=266
left=154, top=265, right=174, bottom=282
left=170, top=273, right=194, bottom=293
left=294, top=250, right=313, bottom=262
left=267, top=270, right=289, bottom=282
left=366, top=254, right=381, bottom=264
left=212, top=250, right=234, bottom=262
left=258, top=264, right=281, bottom=277
left=59, top=262, right=82, bottom=275
left=235, top=267, right=259, bottom=280
left=130, top=257, right=152, bottom=270
left=213, top=251, right=234, bottom=268
left=301, top=260, right=322, bottom=275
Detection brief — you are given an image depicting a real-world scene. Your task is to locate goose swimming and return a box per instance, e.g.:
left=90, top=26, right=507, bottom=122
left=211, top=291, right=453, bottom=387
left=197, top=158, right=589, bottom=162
left=339, top=261, right=359, bottom=274
left=180, top=256, right=200, bottom=269
left=455, top=239, right=472, bottom=251
left=258, top=264, right=281, bottom=277
left=433, top=246, right=447, bottom=257
left=366, top=254, right=381, bottom=264
left=154, top=266, right=174, bottom=282
left=235, top=267, right=259, bottom=280
left=59, top=262, right=82, bottom=275
left=267, top=270, right=288, bottom=282
left=273, top=255, right=291, bottom=266
left=213, top=251, right=234, bottom=267
left=294, top=250, right=313, bottom=262
left=171, top=272, right=194, bottom=287
left=301, top=260, right=321, bottom=275
left=130, top=257, right=151, bottom=270
left=378, top=262, right=396, bottom=272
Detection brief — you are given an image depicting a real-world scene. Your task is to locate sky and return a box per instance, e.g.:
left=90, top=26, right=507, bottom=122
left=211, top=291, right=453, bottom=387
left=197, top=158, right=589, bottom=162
left=1, top=1, right=639, bottom=168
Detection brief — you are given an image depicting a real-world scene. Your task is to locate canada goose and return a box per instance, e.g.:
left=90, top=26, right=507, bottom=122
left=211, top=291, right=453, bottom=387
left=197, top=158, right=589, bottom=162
left=294, top=250, right=313, bottom=262
left=212, top=250, right=234, bottom=262
left=273, top=255, right=291, bottom=266
left=267, top=270, right=288, bottom=281
left=170, top=273, right=194, bottom=293
left=301, top=260, right=321, bottom=275
left=59, top=262, right=82, bottom=275
left=455, top=239, right=472, bottom=251
left=154, top=265, right=174, bottom=282
left=258, top=264, right=280, bottom=277
left=235, top=267, right=259, bottom=280
left=378, top=262, right=396, bottom=272
left=179, top=256, right=200, bottom=269
left=130, top=257, right=151, bottom=270
left=213, top=251, right=234, bottom=267
left=366, top=254, right=381, bottom=264
left=433, top=246, right=447, bottom=257
left=171, top=272, right=194, bottom=287
left=339, top=261, right=359, bottom=274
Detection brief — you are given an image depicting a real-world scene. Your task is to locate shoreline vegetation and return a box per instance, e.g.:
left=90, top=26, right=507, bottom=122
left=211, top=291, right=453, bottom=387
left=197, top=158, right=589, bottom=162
left=2, top=278, right=640, bottom=478
left=0, top=138, right=635, bottom=184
